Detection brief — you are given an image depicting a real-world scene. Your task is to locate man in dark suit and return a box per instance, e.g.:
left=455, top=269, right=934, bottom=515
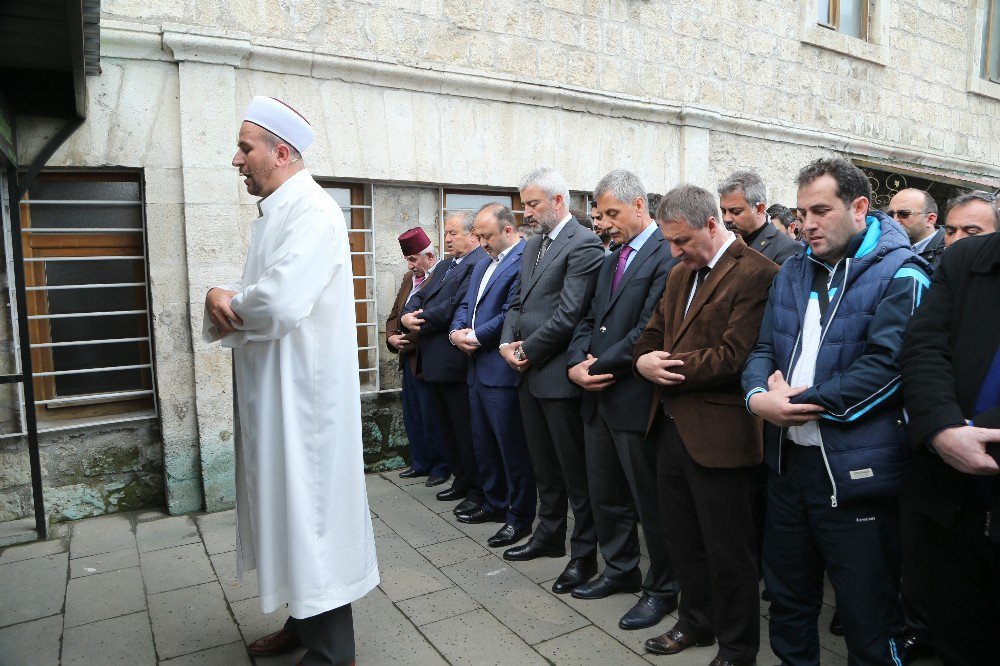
left=566, top=170, right=680, bottom=631
left=900, top=230, right=1000, bottom=666
left=386, top=227, right=450, bottom=486
left=887, top=188, right=946, bottom=271
left=449, top=203, right=536, bottom=544
left=402, top=212, right=489, bottom=515
left=499, top=167, right=604, bottom=594
left=634, top=185, right=778, bottom=666
left=718, top=170, right=800, bottom=265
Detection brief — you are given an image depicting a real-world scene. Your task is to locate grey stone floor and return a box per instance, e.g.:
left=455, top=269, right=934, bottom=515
left=0, top=471, right=931, bottom=665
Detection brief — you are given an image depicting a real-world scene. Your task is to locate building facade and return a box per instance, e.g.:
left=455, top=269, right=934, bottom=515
left=1, top=0, right=998, bottom=523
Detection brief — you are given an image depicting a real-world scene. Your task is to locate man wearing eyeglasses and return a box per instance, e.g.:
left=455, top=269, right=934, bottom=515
left=887, top=189, right=945, bottom=270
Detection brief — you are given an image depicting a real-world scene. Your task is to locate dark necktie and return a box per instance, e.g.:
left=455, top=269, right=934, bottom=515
left=685, top=266, right=711, bottom=317
left=444, top=258, right=457, bottom=276
left=610, top=245, right=634, bottom=294
left=534, top=236, right=552, bottom=270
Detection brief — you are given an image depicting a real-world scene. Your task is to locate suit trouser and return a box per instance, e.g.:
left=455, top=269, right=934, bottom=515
left=900, top=494, right=998, bottom=666
left=518, top=387, right=597, bottom=559
left=401, top=360, right=449, bottom=478
left=653, top=416, right=759, bottom=662
left=584, top=406, right=678, bottom=598
left=764, top=444, right=902, bottom=666
left=469, top=380, right=536, bottom=528
left=283, top=603, right=354, bottom=665
left=429, top=380, right=484, bottom=505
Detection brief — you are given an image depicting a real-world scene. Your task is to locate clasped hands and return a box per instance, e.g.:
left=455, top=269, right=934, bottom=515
left=500, top=341, right=530, bottom=372
left=400, top=310, right=426, bottom=332
left=449, top=329, right=481, bottom=355
left=568, top=354, right=615, bottom=391
left=930, top=425, right=1000, bottom=476
left=747, top=370, right=825, bottom=427
left=635, top=350, right=685, bottom=387
left=206, top=288, right=242, bottom=337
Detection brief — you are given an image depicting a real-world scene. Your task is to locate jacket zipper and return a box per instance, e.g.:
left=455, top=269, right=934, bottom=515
left=778, top=329, right=803, bottom=475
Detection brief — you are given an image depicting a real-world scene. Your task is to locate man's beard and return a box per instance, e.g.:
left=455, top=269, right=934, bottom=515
left=535, top=208, right=561, bottom=235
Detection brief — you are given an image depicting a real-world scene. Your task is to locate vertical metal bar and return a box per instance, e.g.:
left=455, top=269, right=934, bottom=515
left=368, top=183, right=380, bottom=393
left=9, top=166, right=46, bottom=539
left=138, top=174, right=159, bottom=421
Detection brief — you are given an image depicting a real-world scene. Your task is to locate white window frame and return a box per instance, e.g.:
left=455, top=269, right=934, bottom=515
left=801, top=0, right=888, bottom=66
left=967, top=0, right=1000, bottom=101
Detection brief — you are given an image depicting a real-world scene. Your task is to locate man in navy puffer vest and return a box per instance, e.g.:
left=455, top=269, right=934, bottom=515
left=742, top=158, right=929, bottom=666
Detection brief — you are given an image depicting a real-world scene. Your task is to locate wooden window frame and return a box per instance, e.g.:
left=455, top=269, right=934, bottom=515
left=820, top=0, right=869, bottom=40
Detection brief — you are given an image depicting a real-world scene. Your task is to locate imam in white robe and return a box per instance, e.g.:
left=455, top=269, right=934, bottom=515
left=203, top=168, right=378, bottom=618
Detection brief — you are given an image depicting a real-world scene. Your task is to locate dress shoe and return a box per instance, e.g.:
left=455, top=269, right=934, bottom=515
left=453, top=498, right=479, bottom=515
left=398, top=467, right=428, bottom=479
left=899, top=629, right=935, bottom=664
left=436, top=486, right=467, bottom=501
left=708, top=658, right=756, bottom=666
left=829, top=609, right=844, bottom=636
left=502, top=538, right=566, bottom=561
left=248, top=628, right=301, bottom=656
left=456, top=507, right=505, bottom=524
left=487, top=523, right=530, bottom=548
left=425, top=475, right=448, bottom=487
left=552, top=556, right=598, bottom=594
left=644, top=626, right=715, bottom=655
left=570, top=573, right=641, bottom=599
left=619, top=592, right=678, bottom=630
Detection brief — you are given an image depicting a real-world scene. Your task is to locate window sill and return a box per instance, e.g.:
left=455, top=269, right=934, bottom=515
left=37, top=409, right=157, bottom=434
left=967, top=75, right=1000, bottom=102
left=801, top=24, right=887, bottom=67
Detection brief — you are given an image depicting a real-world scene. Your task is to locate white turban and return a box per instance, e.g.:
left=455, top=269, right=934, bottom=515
left=243, top=96, right=316, bottom=154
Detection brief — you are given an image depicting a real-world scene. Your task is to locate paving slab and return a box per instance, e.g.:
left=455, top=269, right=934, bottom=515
left=229, top=596, right=286, bottom=645
left=397, top=585, right=482, bottom=627
left=0, top=517, right=35, bottom=548
left=62, top=610, right=156, bottom=665
left=399, top=476, right=460, bottom=514
left=0, top=552, right=68, bottom=627
left=135, top=509, right=170, bottom=523
left=70, top=514, right=136, bottom=559
left=0, top=536, right=67, bottom=563
left=195, top=511, right=237, bottom=556
left=417, top=536, right=491, bottom=568
left=421, top=608, right=547, bottom=666
left=536, top=624, right=650, bottom=665
left=140, top=542, right=216, bottom=595
left=148, top=581, right=242, bottom=659
left=210, top=551, right=258, bottom=603
left=368, top=490, right=465, bottom=549
left=352, top=587, right=448, bottom=665
left=441, top=553, right=589, bottom=645
left=503, top=550, right=572, bottom=585
left=375, top=533, right=453, bottom=602
left=70, top=545, right=140, bottom=578
left=366, top=473, right=400, bottom=497
left=0, top=614, right=62, bottom=665
left=371, top=516, right=393, bottom=537
left=556, top=581, right=666, bottom=655
left=161, top=641, right=253, bottom=665
left=136, top=515, right=201, bottom=554
left=380, top=470, right=426, bottom=488
left=64, top=566, right=146, bottom=628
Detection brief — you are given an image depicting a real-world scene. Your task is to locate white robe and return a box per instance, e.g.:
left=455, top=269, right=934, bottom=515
left=203, top=169, right=379, bottom=618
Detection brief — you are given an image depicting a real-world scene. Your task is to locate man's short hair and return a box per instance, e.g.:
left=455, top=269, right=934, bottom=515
left=946, top=191, right=1000, bottom=231
left=476, top=202, right=517, bottom=232
left=718, top=170, right=768, bottom=207
left=518, top=167, right=570, bottom=203
left=593, top=169, right=648, bottom=208
left=446, top=210, right=476, bottom=233
left=417, top=243, right=434, bottom=257
left=570, top=208, right=594, bottom=230
left=657, top=185, right=719, bottom=230
left=796, top=158, right=872, bottom=210
left=647, top=192, right=662, bottom=214
left=766, top=203, right=796, bottom=228
left=915, top=189, right=938, bottom=216
left=259, top=127, right=302, bottom=160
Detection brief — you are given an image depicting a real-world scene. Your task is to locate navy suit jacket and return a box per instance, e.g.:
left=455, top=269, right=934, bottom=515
left=403, top=246, right=489, bottom=382
left=568, top=225, right=677, bottom=432
left=451, top=240, right=525, bottom=388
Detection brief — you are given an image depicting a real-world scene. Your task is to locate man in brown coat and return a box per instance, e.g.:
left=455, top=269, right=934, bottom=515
left=633, top=185, right=778, bottom=666
left=386, top=227, right=449, bottom=485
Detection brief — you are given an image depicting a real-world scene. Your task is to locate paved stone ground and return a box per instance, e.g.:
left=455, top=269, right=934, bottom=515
left=0, top=472, right=939, bottom=665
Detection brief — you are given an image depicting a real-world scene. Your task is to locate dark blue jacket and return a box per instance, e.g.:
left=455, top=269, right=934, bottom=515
left=742, top=212, right=930, bottom=505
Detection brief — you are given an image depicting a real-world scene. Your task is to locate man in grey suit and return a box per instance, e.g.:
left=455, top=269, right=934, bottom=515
left=566, top=170, right=681, bottom=630
left=499, top=167, right=604, bottom=595
left=718, top=170, right=800, bottom=266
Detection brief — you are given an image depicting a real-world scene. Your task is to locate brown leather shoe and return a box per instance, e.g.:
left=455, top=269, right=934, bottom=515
left=644, top=626, right=715, bottom=655
left=249, top=628, right=301, bottom=656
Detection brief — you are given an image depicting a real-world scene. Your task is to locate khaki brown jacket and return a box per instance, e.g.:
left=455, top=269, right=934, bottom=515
left=385, top=273, right=419, bottom=375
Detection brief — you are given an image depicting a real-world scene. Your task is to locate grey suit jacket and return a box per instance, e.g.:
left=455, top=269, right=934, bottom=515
left=501, top=217, right=604, bottom=399
left=750, top=221, right=801, bottom=265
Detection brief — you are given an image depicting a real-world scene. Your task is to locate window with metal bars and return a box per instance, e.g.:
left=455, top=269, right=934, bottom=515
left=18, top=172, right=156, bottom=428
left=442, top=189, right=524, bottom=230
left=817, top=0, right=868, bottom=40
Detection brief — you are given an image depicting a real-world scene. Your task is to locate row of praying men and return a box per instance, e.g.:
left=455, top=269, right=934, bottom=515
left=384, top=161, right=1000, bottom=666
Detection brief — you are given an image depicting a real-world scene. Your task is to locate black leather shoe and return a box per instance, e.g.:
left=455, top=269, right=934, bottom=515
left=487, top=524, right=530, bottom=548
left=552, top=556, right=598, bottom=594
left=425, top=475, right=448, bottom=487
left=436, top=486, right=467, bottom=501
left=453, top=498, right=479, bottom=515
left=570, top=573, right=641, bottom=600
left=502, top=538, right=566, bottom=561
left=456, top=507, right=505, bottom=524
left=829, top=610, right=844, bottom=636
left=398, top=468, right=428, bottom=479
left=619, top=592, right=677, bottom=630
left=899, top=629, right=935, bottom=664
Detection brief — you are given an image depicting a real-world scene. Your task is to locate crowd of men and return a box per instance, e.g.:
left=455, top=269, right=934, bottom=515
left=385, top=160, right=1000, bottom=666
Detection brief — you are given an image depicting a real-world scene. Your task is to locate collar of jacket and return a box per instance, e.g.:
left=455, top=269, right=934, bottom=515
left=971, top=232, right=1000, bottom=274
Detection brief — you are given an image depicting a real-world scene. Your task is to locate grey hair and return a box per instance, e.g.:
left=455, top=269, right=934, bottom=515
left=417, top=243, right=435, bottom=257
left=518, top=166, right=570, bottom=203
left=593, top=169, right=648, bottom=208
left=657, top=185, right=720, bottom=230
left=718, top=170, right=767, bottom=207
left=946, top=191, right=1000, bottom=231
left=446, top=210, right=476, bottom=233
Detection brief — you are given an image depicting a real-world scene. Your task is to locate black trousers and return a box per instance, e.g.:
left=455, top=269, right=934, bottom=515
left=429, top=381, right=484, bottom=505
left=764, top=444, right=903, bottom=666
left=901, top=494, right=999, bottom=666
left=653, top=417, right=759, bottom=662
left=584, top=407, right=678, bottom=598
left=518, top=388, right=596, bottom=558
left=284, top=604, right=354, bottom=665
